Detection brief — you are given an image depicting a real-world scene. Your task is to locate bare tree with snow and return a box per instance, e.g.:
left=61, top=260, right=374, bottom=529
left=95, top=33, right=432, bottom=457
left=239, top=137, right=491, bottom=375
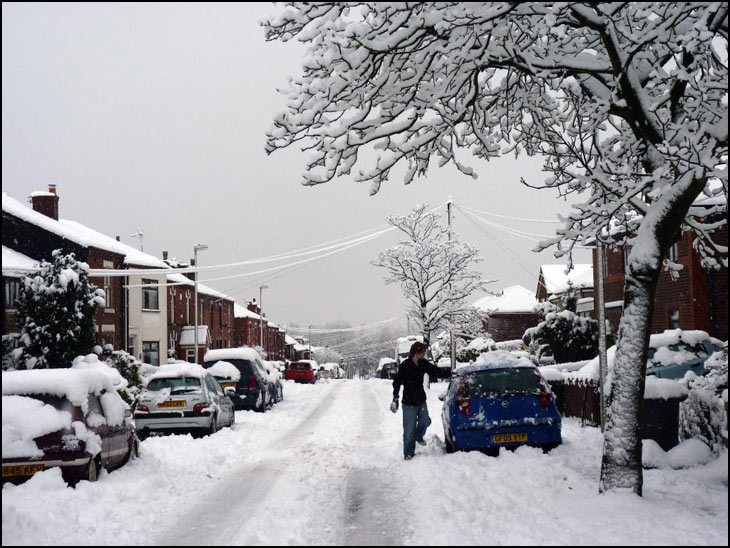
left=372, top=204, right=489, bottom=346
left=263, top=3, right=728, bottom=495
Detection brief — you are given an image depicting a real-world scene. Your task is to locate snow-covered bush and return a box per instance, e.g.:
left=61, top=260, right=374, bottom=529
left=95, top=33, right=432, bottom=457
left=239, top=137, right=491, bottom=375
left=16, top=250, right=105, bottom=369
left=528, top=295, right=598, bottom=365
left=456, top=337, right=496, bottom=363
left=105, top=350, right=144, bottom=405
left=679, top=345, right=728, bottom=455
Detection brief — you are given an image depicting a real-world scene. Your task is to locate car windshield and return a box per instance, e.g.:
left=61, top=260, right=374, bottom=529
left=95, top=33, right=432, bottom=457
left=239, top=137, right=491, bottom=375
left=291, top=363, right=311, bottom=370
left=463, top=368, right=544, bottom=397
left=147, top=377, right=202, bottom=393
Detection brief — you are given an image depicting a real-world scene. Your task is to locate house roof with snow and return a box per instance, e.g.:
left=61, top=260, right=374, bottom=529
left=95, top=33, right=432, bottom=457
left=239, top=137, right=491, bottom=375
left=166, top=273, right=235, bottom=302
left=2, top=246, right=38, bottom=276
left=473, top=285, right=538, bottom=314
left=539, top=264, right=594, bottom=296
left=233, top=302, right=261, bottom=320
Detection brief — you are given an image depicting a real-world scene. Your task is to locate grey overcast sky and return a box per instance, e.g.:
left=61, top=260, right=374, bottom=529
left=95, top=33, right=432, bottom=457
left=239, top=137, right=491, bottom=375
left=2, top=2, right=591, bottom=329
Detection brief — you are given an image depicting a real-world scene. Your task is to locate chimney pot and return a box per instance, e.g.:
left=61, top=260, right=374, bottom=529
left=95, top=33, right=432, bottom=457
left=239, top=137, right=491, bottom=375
left=163, top=251, right=169, bottom=261
left=48, top=184, right=57, bottom=195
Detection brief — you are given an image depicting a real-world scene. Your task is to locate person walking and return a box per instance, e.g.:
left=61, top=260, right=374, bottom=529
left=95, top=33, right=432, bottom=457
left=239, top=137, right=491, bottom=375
left=390, top=341, right=442, bottom=460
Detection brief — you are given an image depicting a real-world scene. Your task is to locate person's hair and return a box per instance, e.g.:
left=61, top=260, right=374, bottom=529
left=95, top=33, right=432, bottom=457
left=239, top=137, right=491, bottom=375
left=410, top=341, right=427, bottom=357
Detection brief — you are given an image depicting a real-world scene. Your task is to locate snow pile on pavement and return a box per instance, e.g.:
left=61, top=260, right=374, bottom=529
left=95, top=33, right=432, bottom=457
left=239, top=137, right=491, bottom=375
left=643, top=438, right=715, bottom=470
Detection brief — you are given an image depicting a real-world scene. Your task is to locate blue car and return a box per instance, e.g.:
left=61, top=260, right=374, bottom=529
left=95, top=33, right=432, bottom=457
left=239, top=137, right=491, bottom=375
left=441, top=361, right=561, bottom=455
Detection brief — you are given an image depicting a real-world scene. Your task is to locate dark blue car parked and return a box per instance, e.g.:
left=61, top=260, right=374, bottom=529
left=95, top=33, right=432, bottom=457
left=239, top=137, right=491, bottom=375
left=441, top=359, right=561, bottom=455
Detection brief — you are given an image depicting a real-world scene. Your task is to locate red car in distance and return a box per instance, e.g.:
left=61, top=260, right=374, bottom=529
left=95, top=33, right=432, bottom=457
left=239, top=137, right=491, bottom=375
left=286, top=361, right=318, bottom=384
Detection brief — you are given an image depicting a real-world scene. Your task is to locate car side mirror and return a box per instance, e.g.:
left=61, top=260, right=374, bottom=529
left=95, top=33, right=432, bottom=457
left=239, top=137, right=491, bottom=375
left=224, top=387, right=236, bottom=397
left=124, top=409, right=132, bottom=418
left=438, top=391, right=447, bottom=401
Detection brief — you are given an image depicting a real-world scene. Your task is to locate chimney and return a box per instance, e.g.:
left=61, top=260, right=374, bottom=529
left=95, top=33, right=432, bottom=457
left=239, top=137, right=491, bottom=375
left=163, top=251, right=169, bottom=261
left=247, top=299, right=260, bottom=315
left=30, top=184, right=60, bottom=221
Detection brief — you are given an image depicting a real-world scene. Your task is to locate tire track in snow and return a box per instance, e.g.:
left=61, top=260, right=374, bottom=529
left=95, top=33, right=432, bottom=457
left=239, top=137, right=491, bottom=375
left=340, top=381, right=405, bottom=546
left=158, top=383, right=339, bottom=546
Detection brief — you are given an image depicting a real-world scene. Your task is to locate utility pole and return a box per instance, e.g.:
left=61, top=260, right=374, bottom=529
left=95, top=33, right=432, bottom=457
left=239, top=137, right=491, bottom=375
left=259, top=284, right=269, bottom=353
left=193, top=243, right=208, bottom=364
left=447, top=197, right=456, bottom=374
left=597, top=241, right=608, bottom=432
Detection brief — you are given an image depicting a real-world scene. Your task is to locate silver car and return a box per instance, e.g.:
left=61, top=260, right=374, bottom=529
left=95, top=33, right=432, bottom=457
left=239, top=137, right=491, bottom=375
left=134, top=363, right=235, bottom=439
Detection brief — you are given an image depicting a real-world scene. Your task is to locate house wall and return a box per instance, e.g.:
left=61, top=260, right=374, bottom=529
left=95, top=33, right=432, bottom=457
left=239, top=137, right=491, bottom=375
left=592, top=222, right=728, bottom=340
left=126, top=271, right=168, bottom=366
left=486, top=313, right=539, bottom=342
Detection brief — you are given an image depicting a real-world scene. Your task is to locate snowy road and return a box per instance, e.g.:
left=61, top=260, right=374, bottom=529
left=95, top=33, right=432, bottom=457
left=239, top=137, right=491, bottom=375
left=3, top=379, right=728, bottom=546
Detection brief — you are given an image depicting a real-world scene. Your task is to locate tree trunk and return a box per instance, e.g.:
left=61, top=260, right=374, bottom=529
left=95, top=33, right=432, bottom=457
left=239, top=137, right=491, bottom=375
left=599, top=262, right=660, bottom=496
left=599, top=172, right=707, bottom=495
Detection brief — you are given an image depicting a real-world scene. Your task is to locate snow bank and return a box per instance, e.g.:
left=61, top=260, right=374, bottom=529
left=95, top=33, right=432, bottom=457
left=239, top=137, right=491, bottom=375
left=1, top=396, right=72, bottom=458
left=643, top=438, right=714, bottom=469
left=207, top=361, right=242, bottom=381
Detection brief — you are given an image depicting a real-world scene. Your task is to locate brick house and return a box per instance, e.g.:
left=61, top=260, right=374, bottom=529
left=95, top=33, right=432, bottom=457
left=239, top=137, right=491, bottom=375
left=2, top=189, right=125, bottom=350
left=166, top=269, right=235, bottom=364
left=474, top=285, right=539, bottom=342
left=232, top=301, right=286, bottom=360
left=593, top=219, right=728, bottom=340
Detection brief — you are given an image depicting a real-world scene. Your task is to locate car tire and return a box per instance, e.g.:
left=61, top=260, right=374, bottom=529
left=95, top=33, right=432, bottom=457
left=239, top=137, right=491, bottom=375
left=208, top=415, right=218, bottom=436
left=445, top=429, right=456, bottom=454
left=86, top=457, right=99, bottom=482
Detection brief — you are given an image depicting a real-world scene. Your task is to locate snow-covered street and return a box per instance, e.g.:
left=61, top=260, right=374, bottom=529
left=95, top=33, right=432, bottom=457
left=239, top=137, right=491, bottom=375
left=2, top=379, right=727, bottom=546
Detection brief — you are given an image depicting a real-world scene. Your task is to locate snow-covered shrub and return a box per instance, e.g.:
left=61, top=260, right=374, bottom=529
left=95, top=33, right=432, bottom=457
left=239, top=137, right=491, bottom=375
left=456, top=337, right=496, bottom=363
left=16, top=250, right=105, bottom=369
left=106, top=350, right=144, bottom=405
left=679, top=345, right=728, bottom=455
left=528, top=295, right=598, bottom=365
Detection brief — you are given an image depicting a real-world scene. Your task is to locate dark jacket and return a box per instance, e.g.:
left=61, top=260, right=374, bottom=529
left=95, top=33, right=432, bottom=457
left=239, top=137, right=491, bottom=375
left=392, top=357, right=442, bottom=406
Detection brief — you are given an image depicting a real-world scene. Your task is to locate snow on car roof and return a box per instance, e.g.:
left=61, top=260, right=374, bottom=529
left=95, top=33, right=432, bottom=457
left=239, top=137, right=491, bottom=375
left=148, top=363, right=209, bottom=381
left=455, top=350, right=536, bottom=375
left=2, top=367, right=120, bottom=414
left=649, top=329, right=711, bottom=348
left=204, top=347, right=262, bottom=363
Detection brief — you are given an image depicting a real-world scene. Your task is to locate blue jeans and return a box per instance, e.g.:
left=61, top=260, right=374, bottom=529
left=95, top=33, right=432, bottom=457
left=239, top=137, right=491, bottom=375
left=402, top=402, right=431, bottom=458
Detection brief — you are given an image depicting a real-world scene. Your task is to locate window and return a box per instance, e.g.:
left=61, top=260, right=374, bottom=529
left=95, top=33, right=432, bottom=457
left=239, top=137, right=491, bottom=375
left=103, top=276, right=113, bottom=308
left=4, top=279, right=20, bottom=308
left=143, top=341, right=160, bottom=366
left=668, top=243, right=679, bottom=262
left=142, top=279, right=159, bottom=310
left=186, top=294, right=190, bottom=324
left=668, top=309, right=680, bottom=329
left=623, top=249, right=630, bottom=274
left=186, top=349, right=196, bottom=363
left=170, top=292, right=175, bottom=323
left=128, top=335, right=137, bottom=360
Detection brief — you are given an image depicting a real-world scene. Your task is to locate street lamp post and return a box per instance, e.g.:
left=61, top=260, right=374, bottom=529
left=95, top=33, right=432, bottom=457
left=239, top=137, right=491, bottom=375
left=308, top=325, right=312, bottom=360
left=259, top=284, right=269, bottom=353
left=193, top=243, right=208, bottom=364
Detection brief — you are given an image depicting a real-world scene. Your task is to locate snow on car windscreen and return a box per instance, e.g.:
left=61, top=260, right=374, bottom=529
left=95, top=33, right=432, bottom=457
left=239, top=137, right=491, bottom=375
left=465, top=368, right=543, bottom=397
left=147, top=377, right=202, bottom=392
